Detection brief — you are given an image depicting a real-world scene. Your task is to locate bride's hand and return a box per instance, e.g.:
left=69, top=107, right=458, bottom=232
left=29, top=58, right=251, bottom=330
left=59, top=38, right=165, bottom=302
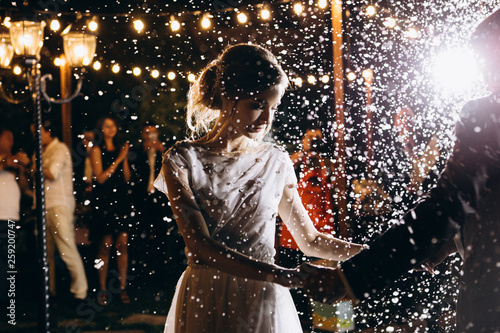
left=274, top=267, right=305, bottom=288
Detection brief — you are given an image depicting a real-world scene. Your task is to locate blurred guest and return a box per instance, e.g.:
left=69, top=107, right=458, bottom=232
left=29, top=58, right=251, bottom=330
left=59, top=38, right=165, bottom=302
left=0, top=127, right=30, bottom=303
left=31, top=120, right=88, bottom=302
left=129, top=122, right=172, bottom=277
left=89, top=116, right=131, bottom=305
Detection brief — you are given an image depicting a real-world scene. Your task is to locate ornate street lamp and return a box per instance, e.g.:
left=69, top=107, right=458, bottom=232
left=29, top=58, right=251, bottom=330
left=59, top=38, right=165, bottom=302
left=2, top=19, right=96, bottom=333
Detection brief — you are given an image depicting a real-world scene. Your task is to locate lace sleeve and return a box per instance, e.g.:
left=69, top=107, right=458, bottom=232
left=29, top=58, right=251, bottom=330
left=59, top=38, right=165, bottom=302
left=154, top=144, right=192, bottom=195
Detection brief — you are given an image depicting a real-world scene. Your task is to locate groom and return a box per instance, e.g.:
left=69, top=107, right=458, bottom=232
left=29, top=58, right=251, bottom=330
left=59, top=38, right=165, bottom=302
left=302, top=7, right=500, bottom=333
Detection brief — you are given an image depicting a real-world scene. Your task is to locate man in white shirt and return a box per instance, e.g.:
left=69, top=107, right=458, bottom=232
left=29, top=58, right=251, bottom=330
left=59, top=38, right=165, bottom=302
left=33, top=121, right=88, bottom=301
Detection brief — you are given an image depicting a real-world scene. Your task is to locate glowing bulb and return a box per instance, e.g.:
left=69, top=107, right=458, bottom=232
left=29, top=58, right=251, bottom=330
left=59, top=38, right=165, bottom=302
left=50, top=19, right=60, bottom=31
left=307, top=75, right=316, bottom=85
left=366, top=5, right=376, bottom=16
left=13, top=66, right=21, bottom=75
left=237, top=13, right=248, bottom=24
left=89, top=21, right=98, bottom=31
left=134, top=20, right=144, bottom=32
left=293, top=3, right=304, bottom=15
left=320, top=74, right=330, bottom=83
left=294, top=77, right=303, bottom=87
left=151, top=69, right=160, bottom=78
left=201, top=15, right=211, bottom=29
left=187, top=73, right=196, bottom=82
left=347, top=72, right=356, bottom=81
left=112, top=64, right=120, bottom=73
left=383, top=17, right=397, bottom=28
left=93, top=61, right=101, bottom=70
left=167, top=71, right=176, bottom=80
left=54, top=57, right=62, bottom=66
left=170, top=19, right=181, bottom=32
left=133, top=67, right=141, bottom=76
left=3, top=17, right=11, bottom=28
left=261, top=9, right=271, bottom=20
left=318, top=0, right=328, bottom=9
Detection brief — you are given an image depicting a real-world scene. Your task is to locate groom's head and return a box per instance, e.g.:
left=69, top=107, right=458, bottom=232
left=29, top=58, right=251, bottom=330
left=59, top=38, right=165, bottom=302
left=471, top=7, right=500, bottom=91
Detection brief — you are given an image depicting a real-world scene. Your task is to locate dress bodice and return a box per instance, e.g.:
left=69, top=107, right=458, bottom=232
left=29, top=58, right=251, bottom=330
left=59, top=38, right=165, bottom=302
left=155, top=141, right=296, bottom=263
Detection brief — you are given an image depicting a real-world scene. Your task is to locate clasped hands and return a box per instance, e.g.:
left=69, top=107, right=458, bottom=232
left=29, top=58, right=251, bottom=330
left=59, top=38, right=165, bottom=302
left=279, top=262, right=352, bottom=304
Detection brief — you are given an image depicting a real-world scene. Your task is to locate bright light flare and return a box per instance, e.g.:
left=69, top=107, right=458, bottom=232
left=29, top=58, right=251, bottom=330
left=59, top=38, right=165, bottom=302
left=13, top=65, right=21, bottom=75
left=187, top=73, right=196, bottom=82
left=93, top=61, right=101, bottom=70
left=167, top=71, right=176, bottom=80
left=151, top=69, right=160, bottom=78
left=431, top=48, right=480, bottom=94
left=54, top=57, right=62, bottom=66
left=133, top=67, right=141, bottom=76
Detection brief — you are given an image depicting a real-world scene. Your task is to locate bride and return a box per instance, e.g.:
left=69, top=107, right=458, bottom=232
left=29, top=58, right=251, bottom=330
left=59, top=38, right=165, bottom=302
left=154, top=43, right=366, bottom=333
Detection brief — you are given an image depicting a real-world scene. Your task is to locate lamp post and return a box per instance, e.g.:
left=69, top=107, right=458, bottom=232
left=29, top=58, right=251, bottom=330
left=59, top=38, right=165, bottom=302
left=1, top=19, right=96, bottom=333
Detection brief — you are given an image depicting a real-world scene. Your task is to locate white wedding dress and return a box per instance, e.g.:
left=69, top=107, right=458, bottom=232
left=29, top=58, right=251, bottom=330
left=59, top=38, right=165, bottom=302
left=154, top=141, right=303, bottom=333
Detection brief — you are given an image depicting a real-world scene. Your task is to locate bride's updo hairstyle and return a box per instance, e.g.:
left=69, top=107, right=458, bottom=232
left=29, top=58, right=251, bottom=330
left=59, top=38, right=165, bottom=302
left=186, top=43, right=288, bottom=139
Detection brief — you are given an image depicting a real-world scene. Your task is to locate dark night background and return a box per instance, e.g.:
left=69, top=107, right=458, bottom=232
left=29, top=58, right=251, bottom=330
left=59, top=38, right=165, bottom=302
left=1, top=0, right=497, bottom=332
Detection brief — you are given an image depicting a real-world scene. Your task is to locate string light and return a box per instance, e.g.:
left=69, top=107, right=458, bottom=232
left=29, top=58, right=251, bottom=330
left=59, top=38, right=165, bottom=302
left=170, top=16, right=181, bottom=32
left=293, top=3, right=304, bottom=15
left=167, top=71, right=176, bottom=80
left=112, top=64, right=120, bottom=73
left=13, top=65, right=21, bottom=75
left=3, top=17, right=11, bottom=28
left=347, top=72, right=356, bottom=81
left=187, top=73, right=196, bottom=82
left=307, top=75, right=316, bottom=85
left=294, top=77, right=303, bottom=87
left=133, top=19, right=144, bottom=32
left=320, top=74, right=330, bottom=83
left=151, top=69, right=160, bottom=78
left=54, top=57, right=62, bottom=66
left=201, top=14, right=211, bottom=29
left=93, top=61, right=101, bottom=70
left=237, top=12, right=248, bottom=24
left=260, top=8, right=271, bottom=20
left=133, top=67, right=141, bottom=76
left=318, top=0, right=328, bottom=9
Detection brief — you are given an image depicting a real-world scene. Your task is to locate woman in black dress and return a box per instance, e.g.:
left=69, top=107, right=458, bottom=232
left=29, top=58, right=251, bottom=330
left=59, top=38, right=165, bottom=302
left=90, top=116, right=131, bottom=305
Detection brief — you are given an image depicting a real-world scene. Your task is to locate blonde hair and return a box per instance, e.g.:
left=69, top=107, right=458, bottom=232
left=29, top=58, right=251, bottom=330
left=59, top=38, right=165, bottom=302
left=186, top=43, right=288, bottom=139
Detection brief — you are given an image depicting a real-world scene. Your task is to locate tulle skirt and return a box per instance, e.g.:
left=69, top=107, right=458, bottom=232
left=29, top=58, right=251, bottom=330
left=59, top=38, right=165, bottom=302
left=164, top=265, right=303, bottom=333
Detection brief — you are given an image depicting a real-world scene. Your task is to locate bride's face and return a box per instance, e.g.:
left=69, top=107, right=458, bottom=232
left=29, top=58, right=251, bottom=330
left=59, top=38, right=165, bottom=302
left=225, top=85, right=283, bottom=140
